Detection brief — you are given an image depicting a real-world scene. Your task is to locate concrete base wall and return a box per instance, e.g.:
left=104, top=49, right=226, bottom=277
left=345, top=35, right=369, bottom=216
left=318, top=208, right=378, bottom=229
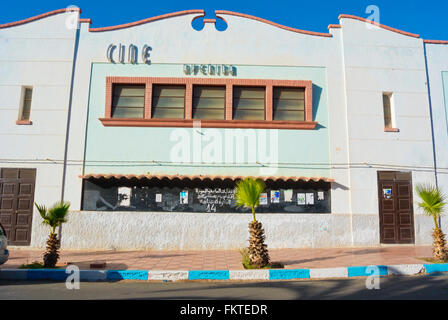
left=27, top=211, right=446, bottom=250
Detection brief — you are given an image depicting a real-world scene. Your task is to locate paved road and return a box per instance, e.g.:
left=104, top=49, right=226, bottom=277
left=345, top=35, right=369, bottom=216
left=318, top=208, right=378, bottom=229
left=1, top=274, right=448, bottom=300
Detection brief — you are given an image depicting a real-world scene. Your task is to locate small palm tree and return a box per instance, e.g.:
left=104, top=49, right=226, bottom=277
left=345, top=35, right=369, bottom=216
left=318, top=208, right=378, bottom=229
left=235, top=178, right=270, bottom=268
left=35, top=201, right=70, bottom=267
left=416, top=183, right=447, bottom=261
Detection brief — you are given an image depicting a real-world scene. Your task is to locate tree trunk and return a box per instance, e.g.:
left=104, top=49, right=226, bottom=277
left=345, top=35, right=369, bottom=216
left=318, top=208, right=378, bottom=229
left=43, top=233, right=60, bottom=268
left=248, top=220, right=270, bottom=268
left=432, top=227, right=448, bottom=261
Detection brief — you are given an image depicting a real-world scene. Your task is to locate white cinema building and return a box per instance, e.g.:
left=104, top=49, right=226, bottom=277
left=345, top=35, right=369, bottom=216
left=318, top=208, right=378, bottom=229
left=1, top=8, right=448, bottom=250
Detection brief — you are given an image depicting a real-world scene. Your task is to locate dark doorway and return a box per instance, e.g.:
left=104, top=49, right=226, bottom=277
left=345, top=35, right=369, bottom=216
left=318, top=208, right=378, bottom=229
left=0, top=168, right=36, bottom=246
left=377, top=171, right=415, bottom=244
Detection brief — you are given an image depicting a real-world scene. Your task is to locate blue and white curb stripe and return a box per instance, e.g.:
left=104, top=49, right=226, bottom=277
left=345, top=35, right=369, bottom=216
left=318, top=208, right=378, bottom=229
left=149, top=270, right=189, bottom=281
left=27, top=269, right=69, bottom=281
left=106, top=270, right=148, bottom=281
left=310, top=267, right=348, bottom=279
left=424, top=263, right=448, bottom=274
left=0, top=263, right=446, bottom=281
left=0, top=269, right=28, bottom=280
left=188, top=270, right=229, bottom=280
left=387, top=264, right=425, bottom=275
left=269, top=269, right=310, bottom=280
left=347, top=265, right=388, bottom=277
left=229, top=270, right=269, bottom=280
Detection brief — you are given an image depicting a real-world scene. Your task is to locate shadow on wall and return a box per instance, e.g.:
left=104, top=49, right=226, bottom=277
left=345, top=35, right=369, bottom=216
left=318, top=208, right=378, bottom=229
left=332, top=182, right=349, bottom=191
left=312, top=84, right=323, bottom=122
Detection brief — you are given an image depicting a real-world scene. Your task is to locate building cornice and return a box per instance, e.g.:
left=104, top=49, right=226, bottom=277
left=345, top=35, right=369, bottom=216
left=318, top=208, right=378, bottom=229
left=424, top=40, right=448, bottom=45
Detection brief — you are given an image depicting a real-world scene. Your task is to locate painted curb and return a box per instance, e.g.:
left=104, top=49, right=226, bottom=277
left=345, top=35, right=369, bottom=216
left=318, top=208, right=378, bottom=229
left=188, top=270, right=229, bottom=280
left=347, top=265, right=388, bottom=277
left=0, top=269, right=28, bottom=280
left=27, top=269, right=69, bottom=281
left=424, top=263, right=448, bottom=274
left=387, top=264, right=425, bottom=276
left=229, top=270, right=269, bottom=280
left=310, top=267, right=348, bottom=279
left=2, top=264, right=448, bottom=282
left=269, top=269, right=310, bottom=280
left=80, top=270, right=108, bottom=281
left=106, top=270, right=148, bottom=281
left=149, top=270, right=189, bottom=281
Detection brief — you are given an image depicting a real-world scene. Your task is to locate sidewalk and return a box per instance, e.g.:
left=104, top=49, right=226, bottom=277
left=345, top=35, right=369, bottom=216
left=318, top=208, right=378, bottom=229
left=1, top=246, right=433, bottom=270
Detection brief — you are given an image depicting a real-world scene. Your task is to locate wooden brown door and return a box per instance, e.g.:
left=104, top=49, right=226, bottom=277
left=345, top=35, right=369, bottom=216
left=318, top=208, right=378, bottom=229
left=378, top=171, right=415, bottom=244
left=0, top=168, right=36, bottom=246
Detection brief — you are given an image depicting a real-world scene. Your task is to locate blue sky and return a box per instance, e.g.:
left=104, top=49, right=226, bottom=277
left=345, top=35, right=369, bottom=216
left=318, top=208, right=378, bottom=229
left=1, top=0, right=447, bottom=40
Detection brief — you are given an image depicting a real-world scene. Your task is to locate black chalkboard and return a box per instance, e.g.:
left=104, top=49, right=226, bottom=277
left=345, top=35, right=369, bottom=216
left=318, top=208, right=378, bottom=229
left=81, top=179, right=331, bottom=213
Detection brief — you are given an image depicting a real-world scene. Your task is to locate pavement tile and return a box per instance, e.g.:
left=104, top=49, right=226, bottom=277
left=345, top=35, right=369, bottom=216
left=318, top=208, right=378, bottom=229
left=1, top=246, right=433, bottom=271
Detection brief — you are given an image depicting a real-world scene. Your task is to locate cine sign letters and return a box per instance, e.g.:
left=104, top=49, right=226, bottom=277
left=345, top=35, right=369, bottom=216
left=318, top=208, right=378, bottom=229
left=107, top=44, right=151, bottom=64
left=105, top=45, right=238, bottom=77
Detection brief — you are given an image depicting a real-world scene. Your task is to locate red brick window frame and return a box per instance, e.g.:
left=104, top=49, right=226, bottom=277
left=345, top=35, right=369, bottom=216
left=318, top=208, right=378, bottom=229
left=100, top=77, right=317, bottom=130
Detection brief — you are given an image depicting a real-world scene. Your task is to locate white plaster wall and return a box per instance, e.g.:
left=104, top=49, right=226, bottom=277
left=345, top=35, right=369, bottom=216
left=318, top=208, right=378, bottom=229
left=340, top=18, right=436, bottom=220
left=24, top=210, right=436, bottom=250
left=424, top=43, right=448, bottom=230
left=43, top=211, right=355, bottom=250
left=0, top=12, right=78, bottom=247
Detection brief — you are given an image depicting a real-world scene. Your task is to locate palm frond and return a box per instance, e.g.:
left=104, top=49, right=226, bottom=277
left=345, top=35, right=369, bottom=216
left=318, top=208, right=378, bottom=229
left=235, top=178, right=265, bottom=210
left=416, top=183, right=446, bottom=229
left=416, top=184, right=446, bottom=216
left=35, top=201, right=70, bottom=229
left=35, top=203, right=48, bottom=220
left=48, top=201, right=70, bottom=221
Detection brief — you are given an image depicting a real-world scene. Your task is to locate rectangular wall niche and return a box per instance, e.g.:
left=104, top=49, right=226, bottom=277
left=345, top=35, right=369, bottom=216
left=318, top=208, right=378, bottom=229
left=81, top=178, right=331, bottom=213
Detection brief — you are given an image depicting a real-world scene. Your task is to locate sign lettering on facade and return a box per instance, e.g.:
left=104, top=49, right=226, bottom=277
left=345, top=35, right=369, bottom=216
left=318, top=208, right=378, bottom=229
left=183, top=64, right=237, bottom=76
left=107, top=44, right=151, bottom=64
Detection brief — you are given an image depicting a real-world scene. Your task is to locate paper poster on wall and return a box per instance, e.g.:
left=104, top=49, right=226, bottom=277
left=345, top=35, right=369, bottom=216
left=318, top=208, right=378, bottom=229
left=283, top=189, right=293, bottom=202
left=117, top=187, right=132, bottom=207
left=259, top=193, right=268, bottom=205
left=155, top=194, right=162, bottom=203
left=180, top=191, right=188, bottom=204
left=271, top=190, right=280, bottom=203
left=383, top=188, right=392, bottom=199
left=297, top=193, right=306, bottom=205
left=306, top=193, right=315, bottom=205
left=317, top=191, right=325, bottom=201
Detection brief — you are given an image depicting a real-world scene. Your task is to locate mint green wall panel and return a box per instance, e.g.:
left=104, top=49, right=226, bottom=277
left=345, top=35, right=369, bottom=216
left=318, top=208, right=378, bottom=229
left=84, top=63, right=331, bottom=178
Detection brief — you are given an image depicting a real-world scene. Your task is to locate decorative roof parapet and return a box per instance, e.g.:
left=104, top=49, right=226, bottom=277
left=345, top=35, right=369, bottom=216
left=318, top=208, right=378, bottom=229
left=2, top=8, right=447, bottom=44
left=215, top=10, right=333, bottom=37
left=0, top=7, right=80, bottom=29
left=338, top=14, right=420, bottom=38
left=88, top=9, right=204, bottom=32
